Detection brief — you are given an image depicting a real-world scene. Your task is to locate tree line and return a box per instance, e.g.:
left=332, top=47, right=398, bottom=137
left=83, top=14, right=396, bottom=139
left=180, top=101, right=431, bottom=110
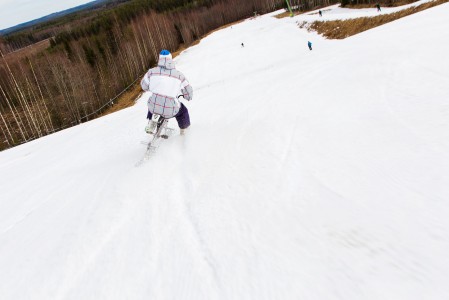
left=289, top=0, right=338, bottom=11
left=0, top=0, right=214, bottom=54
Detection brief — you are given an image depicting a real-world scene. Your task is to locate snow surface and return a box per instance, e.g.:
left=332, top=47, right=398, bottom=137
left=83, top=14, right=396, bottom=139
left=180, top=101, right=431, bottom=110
left=1, top=3, right=449, bottom=299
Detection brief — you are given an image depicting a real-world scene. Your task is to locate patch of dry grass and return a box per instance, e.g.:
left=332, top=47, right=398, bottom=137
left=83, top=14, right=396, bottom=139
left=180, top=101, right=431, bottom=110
left=275, top=11, right=294, bottom=18
left=100, top=84, right=143, bottom=116
left=310, top=0, right=448, bottom=39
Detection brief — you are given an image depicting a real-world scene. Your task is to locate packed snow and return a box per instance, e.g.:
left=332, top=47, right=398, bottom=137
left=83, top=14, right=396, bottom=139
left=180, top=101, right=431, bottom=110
left=1, top=3, right=449, bottom=299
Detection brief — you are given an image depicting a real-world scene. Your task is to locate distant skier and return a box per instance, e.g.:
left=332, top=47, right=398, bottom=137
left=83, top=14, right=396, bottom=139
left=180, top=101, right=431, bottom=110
left=241, top=42, right=245, bottom=47
left=308, top=41, right=312, bottom=51
left=376, top=3, right=381, bottom=11
left=141, top=50, right=193, bottom=135
left=319, top=10, right=322, bottom=17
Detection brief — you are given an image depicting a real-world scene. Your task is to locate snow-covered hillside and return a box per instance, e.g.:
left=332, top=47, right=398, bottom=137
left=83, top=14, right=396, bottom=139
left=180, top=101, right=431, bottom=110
left=299, top=0, right=435, bottom=20
left=1, top=3, right=449, bottom=299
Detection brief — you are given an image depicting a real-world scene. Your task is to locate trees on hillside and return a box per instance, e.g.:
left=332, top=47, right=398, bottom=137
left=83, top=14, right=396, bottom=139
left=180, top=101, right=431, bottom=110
left=2, top=0, right=329, bottom=150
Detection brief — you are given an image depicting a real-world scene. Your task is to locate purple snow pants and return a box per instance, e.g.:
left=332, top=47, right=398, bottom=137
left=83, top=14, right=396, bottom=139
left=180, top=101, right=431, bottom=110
left=147, top=103, right=190, bottom=129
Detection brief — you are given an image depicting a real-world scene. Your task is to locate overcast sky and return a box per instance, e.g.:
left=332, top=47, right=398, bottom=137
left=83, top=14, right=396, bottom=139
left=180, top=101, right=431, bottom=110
left=0, top=0, right=94, bottom=30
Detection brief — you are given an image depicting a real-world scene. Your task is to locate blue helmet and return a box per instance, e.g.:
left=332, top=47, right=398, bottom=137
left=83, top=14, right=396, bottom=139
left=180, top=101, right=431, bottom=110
left=160, top=49, right=171, bottom=56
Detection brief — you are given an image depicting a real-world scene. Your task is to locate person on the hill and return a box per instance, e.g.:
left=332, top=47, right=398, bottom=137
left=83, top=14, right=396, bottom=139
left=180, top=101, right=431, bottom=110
left=319, top=10, right=322, bottom=17
left=308, top=41, right=312, bottom=51
left=376, top=3, right=381, bottom=11
left=141, top=50, right=193, bottom=135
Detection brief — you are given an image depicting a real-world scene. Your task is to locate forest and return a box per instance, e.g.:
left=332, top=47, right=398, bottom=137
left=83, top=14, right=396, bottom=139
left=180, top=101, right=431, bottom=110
left=0, top=0, right=339, bottom=150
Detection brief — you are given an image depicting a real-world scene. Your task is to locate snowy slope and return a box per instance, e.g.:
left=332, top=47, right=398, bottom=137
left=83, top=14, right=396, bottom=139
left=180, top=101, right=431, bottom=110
left=300, top=0, right=435, bottom=20
left=1, top=3, right=449, bottom=299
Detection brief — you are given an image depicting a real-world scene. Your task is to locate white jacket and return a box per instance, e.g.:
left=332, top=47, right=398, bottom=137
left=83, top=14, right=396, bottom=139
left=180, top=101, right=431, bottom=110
left=141, top=54, right=193, bottom=118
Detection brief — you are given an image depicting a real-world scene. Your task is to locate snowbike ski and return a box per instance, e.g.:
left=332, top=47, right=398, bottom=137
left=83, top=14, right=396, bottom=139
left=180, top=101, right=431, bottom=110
left=135, top=114, right=174, bottom=166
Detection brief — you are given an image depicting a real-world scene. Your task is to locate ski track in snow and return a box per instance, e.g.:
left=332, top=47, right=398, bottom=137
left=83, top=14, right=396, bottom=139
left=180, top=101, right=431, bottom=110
left=1, top=2, right=449, bottom=300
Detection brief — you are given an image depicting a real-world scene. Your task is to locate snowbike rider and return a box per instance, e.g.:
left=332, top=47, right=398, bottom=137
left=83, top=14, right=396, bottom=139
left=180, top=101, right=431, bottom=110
left=141, top=50, right=193, bottom=135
